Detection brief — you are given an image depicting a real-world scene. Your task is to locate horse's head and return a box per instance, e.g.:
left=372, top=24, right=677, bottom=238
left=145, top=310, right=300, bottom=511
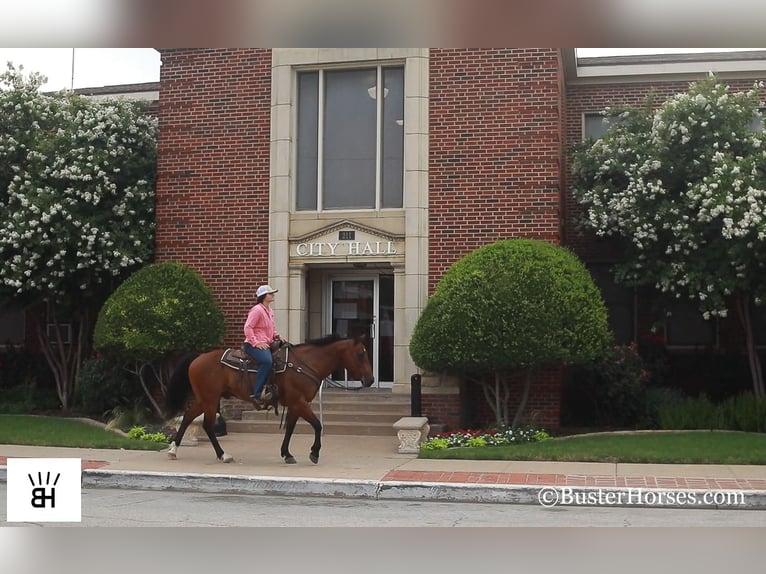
left=342, top=334, right=375, bottom=387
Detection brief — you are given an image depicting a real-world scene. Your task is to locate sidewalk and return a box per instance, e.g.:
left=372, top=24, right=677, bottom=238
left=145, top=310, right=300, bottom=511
left=3, top=432, right=766, bottom=508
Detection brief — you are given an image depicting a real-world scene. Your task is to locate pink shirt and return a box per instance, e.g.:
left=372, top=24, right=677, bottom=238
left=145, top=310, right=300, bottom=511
left=243, top=303, right=280, bottom=346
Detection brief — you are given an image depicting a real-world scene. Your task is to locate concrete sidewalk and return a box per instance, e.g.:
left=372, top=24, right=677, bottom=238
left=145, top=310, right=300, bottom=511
left=3, top=432, right=766, bottom=508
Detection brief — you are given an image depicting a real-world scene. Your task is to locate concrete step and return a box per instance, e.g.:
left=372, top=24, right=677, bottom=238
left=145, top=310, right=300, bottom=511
left=226, top=418, right=398, bottom=436
left=241, top=409, right=407, bottom=424
left=230, top=388, right=412, bottom=436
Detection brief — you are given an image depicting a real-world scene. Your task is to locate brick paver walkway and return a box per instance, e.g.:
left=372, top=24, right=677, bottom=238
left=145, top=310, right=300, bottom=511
left=382, top=469, right=766, bottom=490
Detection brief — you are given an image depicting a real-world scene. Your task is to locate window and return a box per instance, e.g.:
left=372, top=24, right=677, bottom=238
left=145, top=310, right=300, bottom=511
left=749, top=107, right=765, bottom=133
left=296, top=66, right=404, bottom=211
left=664, top=300, right=716, bottom=348
left=583, top=111, right=623, bottom=140
left=0, top=304, right=24, bottom=346
left=587, top=264, right=635, bottom=344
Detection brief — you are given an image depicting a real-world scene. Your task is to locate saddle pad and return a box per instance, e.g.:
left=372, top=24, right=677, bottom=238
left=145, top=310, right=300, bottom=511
left=220, top=348, right=258, bottom=373
left=219, top=346, right=289, bottom=374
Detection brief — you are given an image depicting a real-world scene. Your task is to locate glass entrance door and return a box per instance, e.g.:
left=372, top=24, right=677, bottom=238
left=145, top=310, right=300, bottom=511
left=328, top=275, right=393, bottom=388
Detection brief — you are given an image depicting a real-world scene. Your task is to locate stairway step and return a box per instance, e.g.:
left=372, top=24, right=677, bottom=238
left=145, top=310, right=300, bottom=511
left=226, top=419, right=397, bottom=436
left=231, top=388, right=412, bottom=435
left=241, top=410, right=407, bottom=424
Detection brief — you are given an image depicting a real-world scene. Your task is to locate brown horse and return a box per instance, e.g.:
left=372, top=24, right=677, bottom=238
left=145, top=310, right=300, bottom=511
left=164, top=334, right=374, bottom=464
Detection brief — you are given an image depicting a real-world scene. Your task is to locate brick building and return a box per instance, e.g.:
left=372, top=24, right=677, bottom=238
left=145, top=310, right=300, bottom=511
left=150, top=48, right=766, bottom=429
left=8, top=49, right=762, bottom=428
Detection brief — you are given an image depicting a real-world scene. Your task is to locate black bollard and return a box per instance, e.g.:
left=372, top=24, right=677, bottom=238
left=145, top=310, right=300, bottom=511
left=410, top=374, right=422, bottom=417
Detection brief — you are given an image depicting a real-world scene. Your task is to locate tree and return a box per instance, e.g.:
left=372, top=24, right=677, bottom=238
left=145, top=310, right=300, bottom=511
left=0, top=64, right=157, bottom=409
left=571, top=76, right=766, bottom=398
left=409, top=239, right=610, bottom=426
left=93, top=261, right=225, bottom=417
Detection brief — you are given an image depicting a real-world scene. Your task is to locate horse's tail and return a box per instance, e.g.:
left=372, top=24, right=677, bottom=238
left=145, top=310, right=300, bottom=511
left=164, top=352, right=198, bottom=417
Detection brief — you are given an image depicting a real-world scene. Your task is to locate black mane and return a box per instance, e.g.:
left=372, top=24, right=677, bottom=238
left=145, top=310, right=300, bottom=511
left=299, top=333, right=346, bottom=347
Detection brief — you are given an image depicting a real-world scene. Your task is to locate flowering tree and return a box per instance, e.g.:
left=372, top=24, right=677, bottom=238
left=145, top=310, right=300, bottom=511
left=0, top=65, right=158, bottom=409
left=571, top=76, right=766, bottom=398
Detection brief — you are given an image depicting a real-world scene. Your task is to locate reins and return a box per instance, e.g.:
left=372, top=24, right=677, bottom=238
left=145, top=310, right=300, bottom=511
left=284, top=349, right=327, bottom=389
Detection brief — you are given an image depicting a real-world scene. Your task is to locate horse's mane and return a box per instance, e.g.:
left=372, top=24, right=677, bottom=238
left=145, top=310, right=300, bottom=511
left=298, top=333, right=346, bottom=347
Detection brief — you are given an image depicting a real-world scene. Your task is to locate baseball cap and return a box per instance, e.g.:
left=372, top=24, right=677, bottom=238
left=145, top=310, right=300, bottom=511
left=256, top=284, right=278, bottom=298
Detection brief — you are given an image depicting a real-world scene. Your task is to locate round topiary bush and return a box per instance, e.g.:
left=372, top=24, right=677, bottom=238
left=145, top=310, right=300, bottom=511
left=409, top=239, right=610, bottom=426
left=93, top=261, right=225, bottom=361
left=410, top=239, right=610, bottom=373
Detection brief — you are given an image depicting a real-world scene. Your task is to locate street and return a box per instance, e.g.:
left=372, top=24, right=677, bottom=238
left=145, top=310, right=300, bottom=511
left=2, top=485, right=764, bottom=526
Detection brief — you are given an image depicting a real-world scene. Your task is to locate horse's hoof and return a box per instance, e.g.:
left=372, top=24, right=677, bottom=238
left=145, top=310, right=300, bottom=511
left=167, top=442, right=177, bottom=460
left=221, top=453, right=234, bottom=463
left=284, top=456, right=297, bottom=464
left=167, top=452, right=176, bottom=460
left=309, top=453, right=319, bottom=464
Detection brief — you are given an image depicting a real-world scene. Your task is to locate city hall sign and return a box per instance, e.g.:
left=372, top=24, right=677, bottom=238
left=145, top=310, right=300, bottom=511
left=290, top=220, right=404, bottom=260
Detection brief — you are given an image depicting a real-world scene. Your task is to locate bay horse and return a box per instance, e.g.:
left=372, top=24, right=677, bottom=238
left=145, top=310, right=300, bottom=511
left=164, top=334, right=374, bottom=464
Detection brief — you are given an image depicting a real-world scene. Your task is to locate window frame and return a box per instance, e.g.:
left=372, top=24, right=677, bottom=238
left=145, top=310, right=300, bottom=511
left=295, top=63, right=405, bottom=213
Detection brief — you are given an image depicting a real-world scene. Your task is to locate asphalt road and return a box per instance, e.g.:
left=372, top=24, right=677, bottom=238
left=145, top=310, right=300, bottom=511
left=2, top=485, right=765, bottom=527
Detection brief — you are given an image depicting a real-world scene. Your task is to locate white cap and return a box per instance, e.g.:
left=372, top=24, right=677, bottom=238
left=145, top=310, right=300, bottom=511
left=256, top=284, right=278, bottom=298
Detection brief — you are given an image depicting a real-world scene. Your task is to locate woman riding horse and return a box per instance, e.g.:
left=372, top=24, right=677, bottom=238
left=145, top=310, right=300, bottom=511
left=164, top=334, right=374, bottom=464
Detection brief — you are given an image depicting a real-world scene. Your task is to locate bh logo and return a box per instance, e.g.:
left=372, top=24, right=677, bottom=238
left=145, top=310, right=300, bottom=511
left=29, top=471, right=60, bottom=508
left=6, top=458, right=81, bottom=522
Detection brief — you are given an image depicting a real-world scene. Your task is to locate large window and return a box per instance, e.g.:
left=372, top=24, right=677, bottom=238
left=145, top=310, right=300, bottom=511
left=0, top=303, right=24, bottom=346
left=296, top=66, right=404, bottom=211
left=587, top=263, right=635, bottom=344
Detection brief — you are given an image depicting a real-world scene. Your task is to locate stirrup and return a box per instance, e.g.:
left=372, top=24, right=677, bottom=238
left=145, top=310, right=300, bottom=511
left=250, top=396, right=267, bottom=410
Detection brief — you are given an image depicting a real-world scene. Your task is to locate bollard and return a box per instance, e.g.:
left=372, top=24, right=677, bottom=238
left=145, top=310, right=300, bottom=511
left=410, top=373, right=422, bottom=417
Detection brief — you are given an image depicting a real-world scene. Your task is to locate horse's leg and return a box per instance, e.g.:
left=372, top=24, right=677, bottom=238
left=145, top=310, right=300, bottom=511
left=281, top=403, right=322, bottom=464
left=280, top=408, right=300, bottom=464
left=201, top=404, right=233, bottom=463
left=168, top=401, right=203, bottom=460
left=301, top=406, right=323, bottom=465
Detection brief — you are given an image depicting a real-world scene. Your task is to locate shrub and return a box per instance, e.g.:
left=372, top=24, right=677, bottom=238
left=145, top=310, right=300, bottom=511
left=104, top=401, right=153, bottom=431
left=659, top=395, right=720, bottom=430
left=75, top=357, right=143, bottom=417
left=127, top=425, right=171, bottom=443
left=410, top=239, right=610, bottom=426
left=93, top=261, right=225, bottom=362
left=0, top=346, right=54, bottom=389
left=410, top=239, right=610, bottom=374
left=641, top=386, right=686, bottom=429
left=0, top=384, right=61, bottom=413
left=564, top=343, right=651, bottom=428
left=659, top=392, right=766, bottom=432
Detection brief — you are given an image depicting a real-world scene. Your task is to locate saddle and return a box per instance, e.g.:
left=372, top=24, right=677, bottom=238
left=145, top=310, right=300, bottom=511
left=219, top=343, right=288, bottom=374
left=219, top=343, right=289, bottom=411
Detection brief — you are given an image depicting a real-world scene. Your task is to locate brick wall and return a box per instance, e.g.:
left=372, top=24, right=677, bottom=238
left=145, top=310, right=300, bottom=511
left=426, top=49, right=566, bottom=428
left=155, top=48, right=272, bottom=346
left=421, top=368, right=563, bottom=431
left=428, top=48, right=564, bottom=293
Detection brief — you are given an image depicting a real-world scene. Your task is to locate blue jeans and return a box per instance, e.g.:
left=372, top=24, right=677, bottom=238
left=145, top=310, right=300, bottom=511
left=243, top=343, right=272, bottom=397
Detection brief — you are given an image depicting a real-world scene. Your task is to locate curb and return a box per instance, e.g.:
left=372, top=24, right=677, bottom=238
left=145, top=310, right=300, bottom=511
left=4, top=467, right=766, bottom=509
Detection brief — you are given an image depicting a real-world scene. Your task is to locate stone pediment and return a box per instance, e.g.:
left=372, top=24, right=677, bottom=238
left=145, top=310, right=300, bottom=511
left=293, top=219, right=402, bottom=243
left=290, top=220, right=404, bottom=259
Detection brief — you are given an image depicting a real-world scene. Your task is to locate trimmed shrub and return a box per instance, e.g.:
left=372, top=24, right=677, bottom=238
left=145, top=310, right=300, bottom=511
left=93, top=261, right=225, bottom=361
left=75, top=357, right=143, bottom=417
left=410, top=239, right=610, bottom=373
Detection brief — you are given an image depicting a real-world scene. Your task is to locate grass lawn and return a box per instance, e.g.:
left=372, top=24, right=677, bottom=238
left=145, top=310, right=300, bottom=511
left=419, top=431, right=766, bottom=465
left=0, top=415, right=167, bottom=451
